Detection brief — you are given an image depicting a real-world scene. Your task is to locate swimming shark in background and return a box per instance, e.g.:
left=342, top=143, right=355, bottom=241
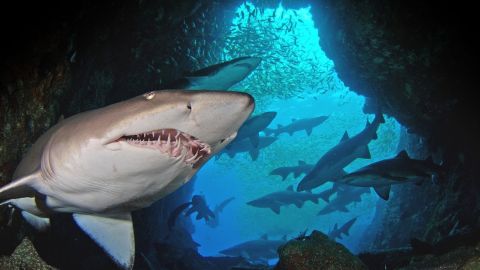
left=297, top=113, right=385, bottom=192
left=269, top=160, right=314, bottom=181
left=317, top=186, right=370, bottom=216
left=264, top=115, right=328, bottom=136
left=217, top=136, right=277, bottom=161
left=164, top=56, right=262, bottom=90
left=328, top=217, right=357, bottom=240
left=0, top=89, right=254, bottom=270
left=337, top=150, right=443, bottom=200
left=247, top=186, right=329, bottom=214
left=232, top=111, right=277, bottom=148
left=206, top=197, right=235, bottom=228
left=219, top=234, right=287, bottom=264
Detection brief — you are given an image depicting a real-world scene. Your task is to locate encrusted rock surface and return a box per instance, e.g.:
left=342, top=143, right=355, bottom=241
left=275, top=230, right=367, bottom=270
left=0, top=237, right=56, bottom=270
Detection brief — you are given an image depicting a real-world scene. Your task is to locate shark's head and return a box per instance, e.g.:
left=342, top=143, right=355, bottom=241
left=43, top=90, right=254, bottom=210
left=101, top=90, right=254, bottom=165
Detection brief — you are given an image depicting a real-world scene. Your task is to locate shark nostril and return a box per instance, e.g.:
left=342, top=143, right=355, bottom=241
left=187, top=102, right=192, bottom=110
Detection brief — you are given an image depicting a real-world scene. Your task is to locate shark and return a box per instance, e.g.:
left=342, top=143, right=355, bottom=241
left=216, top=136, right=277, bottom=161
left=246, top=186, right=329, bottom=214
left=233, top=111, right=276, bottom=148
left=164, top=56, right=262, bottom=90
left=337, top=150, right=443, bottom=200
left=219, top=234, right=287, bottom=264
left=206, top=197, right=235, bottom=228
left=185, top=195, right=215, bottom=221
left=297, top=113, right=385, bottom=192
left=167, top=194, right=215, bottom=231
left=317, top=186, right=370, bottom=216
left=264, top=115, right=328, bottom=136
left=328, top=217, right=357, bottom=240
left=269, top=160, right=313, bottom=181
left=0, top=89, right=254, bottom=269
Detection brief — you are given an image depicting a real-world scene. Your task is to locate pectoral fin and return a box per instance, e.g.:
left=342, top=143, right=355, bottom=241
left=73, top=213, right=135, bottom=270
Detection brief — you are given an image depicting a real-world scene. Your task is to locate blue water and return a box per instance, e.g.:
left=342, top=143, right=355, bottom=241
left=181, top=1, right=401, bottom=262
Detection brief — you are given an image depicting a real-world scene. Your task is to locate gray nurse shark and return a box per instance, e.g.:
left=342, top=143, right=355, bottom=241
left=0, top=89, right=254, bottom=269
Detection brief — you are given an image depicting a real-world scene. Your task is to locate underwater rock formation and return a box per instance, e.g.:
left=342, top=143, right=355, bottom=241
left=0, top=237, right=55, bottom=270
left=275, top=230, right=367, bottom=270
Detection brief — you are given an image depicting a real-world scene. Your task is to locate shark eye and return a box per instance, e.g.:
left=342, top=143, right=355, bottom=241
left=187, top=102, right=192, bottom=110
left=143, top=91, right=156, bottom=100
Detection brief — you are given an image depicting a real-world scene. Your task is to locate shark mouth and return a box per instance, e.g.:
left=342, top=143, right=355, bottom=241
left=118, top=129, right=211, bottom=167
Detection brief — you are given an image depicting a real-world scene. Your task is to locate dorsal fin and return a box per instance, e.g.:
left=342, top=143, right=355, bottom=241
left=291, top=118, right=297, bottom=122
left=333, top=223, right=338, bottom=230
left=298, top=160, right=306, bottom=165
left=260, top=233, right=268, bottom=240
left=340, top=131, right=350, bottom=142
left=286, top=185, right=294, bottom=191
left=395, top=150, right=410, bottom=159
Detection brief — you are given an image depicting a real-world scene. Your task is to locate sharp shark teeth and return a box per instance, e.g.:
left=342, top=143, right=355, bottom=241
left=119, top=128, right=211, bottom=166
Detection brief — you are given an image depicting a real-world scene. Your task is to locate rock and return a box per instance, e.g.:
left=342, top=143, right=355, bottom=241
left=275, top=230, right=367, bottom=270
left=0, top=237, right=56, bottom=270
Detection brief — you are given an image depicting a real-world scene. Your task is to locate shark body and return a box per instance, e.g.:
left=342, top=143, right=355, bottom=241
left=217, top=136, right=277, bottom=161
left=317, top=186, right=370, bottom=216
left=165, top=56, right=262, bottom=90
left=0, top=89, right=254, bottom=269
left=269, top=160, right=313, bottom=181
left=265, top=115, right=328, bottom=136
left=247, top=186, right=328, bottom=214
left=297, top=113, right=385, bottom=191
left=219, top=234, right=287, bottom=264
left=206, top=197, right=235, bottom=228
left=338, top=150, right=443, bottom=200
left=185, top=195, right=215, bottom=221
left=328, top=217, right=357, bottom=240
left=233, top=111, right=276, bottom=148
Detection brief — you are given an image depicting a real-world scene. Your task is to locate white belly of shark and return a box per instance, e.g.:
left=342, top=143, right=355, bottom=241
left=0, top=89, right=254, bottom=269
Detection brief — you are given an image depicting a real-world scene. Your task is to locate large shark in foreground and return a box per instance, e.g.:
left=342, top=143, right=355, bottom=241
left=165, top=56, right=262, bottom=90
left=0, top=89, right=254, bottom=269
left=247, top=186, right=328, bottom=214
left=265, top=115, right=329, bottom=136
left=337, top=150, right=443, bottom=200
left=219, top=234, right=287, bottom=264
left=297, top=113, right=385, bottom=191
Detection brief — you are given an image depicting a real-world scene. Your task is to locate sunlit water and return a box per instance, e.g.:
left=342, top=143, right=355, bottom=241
left=174, top=1, right=402, bottom=263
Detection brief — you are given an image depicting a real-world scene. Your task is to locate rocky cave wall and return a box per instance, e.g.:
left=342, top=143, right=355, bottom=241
left=307, top=0, right=480, bottom=249
left=0, top=0, right=243, bottom=267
